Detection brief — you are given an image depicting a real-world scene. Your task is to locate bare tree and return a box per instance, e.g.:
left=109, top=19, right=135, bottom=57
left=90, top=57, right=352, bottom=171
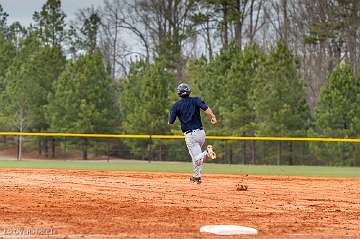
left=190, top=1, right=217, bottom=59
left=284, top=0, right=360, bottom=108
left=97, top=0, right=151, bottom=78
left=132, top=0, right=196, bottom=82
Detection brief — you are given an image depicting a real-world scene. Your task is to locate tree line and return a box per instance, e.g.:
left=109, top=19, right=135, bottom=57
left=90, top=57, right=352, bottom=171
left=0, top=0, right=359, bottom=165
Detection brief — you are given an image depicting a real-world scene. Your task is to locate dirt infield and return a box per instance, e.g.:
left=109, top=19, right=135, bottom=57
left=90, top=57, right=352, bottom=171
left=0, top=169, right=359, bottom=239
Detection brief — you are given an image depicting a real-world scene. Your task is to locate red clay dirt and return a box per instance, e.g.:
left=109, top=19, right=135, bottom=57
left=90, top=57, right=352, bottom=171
left=0, top=169, right=359, bottom=239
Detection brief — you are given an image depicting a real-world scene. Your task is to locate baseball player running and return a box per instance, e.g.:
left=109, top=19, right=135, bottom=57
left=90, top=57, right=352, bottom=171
left=168, top=83, right=217, bottom=184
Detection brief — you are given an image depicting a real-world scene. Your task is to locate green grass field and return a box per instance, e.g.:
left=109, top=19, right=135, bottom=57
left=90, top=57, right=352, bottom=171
left=0, top=159, right=359, bottom=178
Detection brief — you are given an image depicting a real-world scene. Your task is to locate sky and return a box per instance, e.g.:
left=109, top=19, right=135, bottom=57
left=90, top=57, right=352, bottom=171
left=1, top=0, right=104, bottom=25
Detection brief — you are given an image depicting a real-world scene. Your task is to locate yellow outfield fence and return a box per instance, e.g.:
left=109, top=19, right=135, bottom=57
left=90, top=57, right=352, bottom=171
left=0, top=131, right=359, bottom=143
left=0, top=131, right=360, bottom=165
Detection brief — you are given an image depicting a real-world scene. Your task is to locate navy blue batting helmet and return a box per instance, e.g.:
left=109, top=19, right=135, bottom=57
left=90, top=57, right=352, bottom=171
left=176, top=83, right=191, bottom=97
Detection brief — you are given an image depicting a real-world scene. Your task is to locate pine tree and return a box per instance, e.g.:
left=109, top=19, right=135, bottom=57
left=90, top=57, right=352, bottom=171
left=186, top=56, right=209, bottom=99
left=68, top=9, right=101, bottom=56
left=80, top=12, right=101, bottom=52
left=0, top=34, right=41, bottom=132
left=0, top=4, right=15, bottom=89
left=0, top=35, right=42, bottom=159
left=3, top=44, right=66, bottom=158
left=24, top=46, right=66, bottom=131
left=221, top=45, right=264, bottom=165
left=315, top=63, right=358, bottom=134
left=222, top=45, right=263, bottom=135
left=0, top=36, right=16, bottom=91
left=254, top=41, right=310, bottom=165
left=189, top=44, right=241, bottom=131
left=187, top=45, right=264, bottom=163
left=32, top=0, right=66, bottom=46
left=7, top=22, right=27, bottom=50
left=47, top=50, right=118, bottom=159
left=119, top=59, right=174, bottom=160
left=313, top=63, right=360, bottom=165
left=0, top=3, right=9, bottom=36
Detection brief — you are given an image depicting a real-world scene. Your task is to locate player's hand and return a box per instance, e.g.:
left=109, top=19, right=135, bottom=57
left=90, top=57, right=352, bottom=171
left=211, top=117, right=217, bottom=125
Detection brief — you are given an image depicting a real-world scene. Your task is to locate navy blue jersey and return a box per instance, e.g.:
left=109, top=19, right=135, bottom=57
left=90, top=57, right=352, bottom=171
left=168, top=97, right=208, bottom=133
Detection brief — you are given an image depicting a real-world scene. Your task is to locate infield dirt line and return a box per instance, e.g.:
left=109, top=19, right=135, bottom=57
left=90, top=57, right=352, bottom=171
left=0, top=168, right=359, bottom=239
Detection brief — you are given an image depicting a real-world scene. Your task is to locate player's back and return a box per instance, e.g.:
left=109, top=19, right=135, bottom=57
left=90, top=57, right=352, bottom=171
left=175, top=97, right=201, bottom=123
left=173, top=96, right=208, bottom=132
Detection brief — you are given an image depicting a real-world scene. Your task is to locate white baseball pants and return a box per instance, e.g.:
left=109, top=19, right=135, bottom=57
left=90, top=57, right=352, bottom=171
left=184, top=129, right=208, bottom=178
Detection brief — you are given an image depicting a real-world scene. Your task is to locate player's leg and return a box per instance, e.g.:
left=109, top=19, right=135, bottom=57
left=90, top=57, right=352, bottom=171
left=191, top=130, right=206, bottom=181
left=191, top=130, right=208, bottom=179
left=197, top=129, right=216, bottom=160
left=196, top=129, right=216, bottom=161
left=185, top=133, right=206, bottom=183
left=186, top=137, right=204, bottom=177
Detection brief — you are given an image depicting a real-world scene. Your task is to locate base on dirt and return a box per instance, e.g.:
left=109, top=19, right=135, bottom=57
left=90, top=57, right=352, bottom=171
left=200, top=225, right=258, bottom=235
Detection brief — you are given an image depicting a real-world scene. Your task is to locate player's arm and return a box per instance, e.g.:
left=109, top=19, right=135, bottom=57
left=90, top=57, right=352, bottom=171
left=196, top=98, right=217, bottom=125
left=168, top=105, right=177, bottom=124
left=204, top=107, right=217, bottom=125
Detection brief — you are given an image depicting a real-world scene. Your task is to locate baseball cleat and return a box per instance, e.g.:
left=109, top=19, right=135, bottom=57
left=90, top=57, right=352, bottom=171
left=190, top=176, right=202, bottom=184
left=207, top=145, right=216, bottom=160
